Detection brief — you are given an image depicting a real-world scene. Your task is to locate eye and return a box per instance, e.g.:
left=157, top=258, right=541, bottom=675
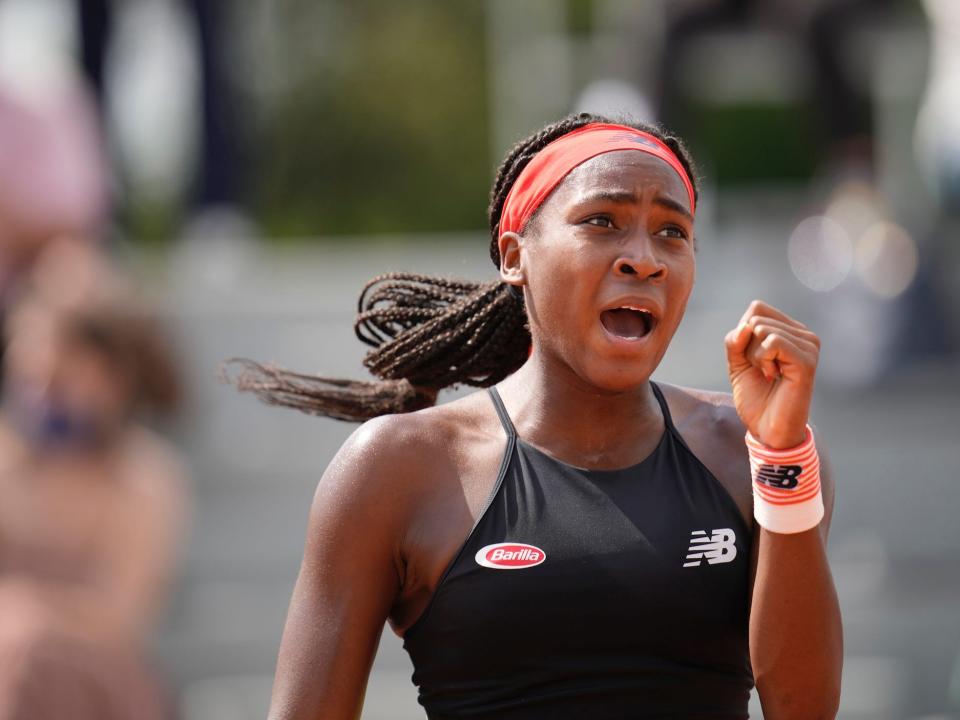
left=656, top=225, right=689, bottom=240
left=583, top=215, right=615, bottom=228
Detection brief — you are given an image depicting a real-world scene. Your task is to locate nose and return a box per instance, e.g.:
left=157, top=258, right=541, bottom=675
left=613, top=232, right=666, bottom=281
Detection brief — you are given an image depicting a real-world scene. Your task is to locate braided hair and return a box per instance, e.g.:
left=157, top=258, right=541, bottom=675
left=227, top=113, right=699, bottom=421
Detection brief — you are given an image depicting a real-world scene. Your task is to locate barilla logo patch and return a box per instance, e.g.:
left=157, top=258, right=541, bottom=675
left=475, top=542, right=546, bottom=570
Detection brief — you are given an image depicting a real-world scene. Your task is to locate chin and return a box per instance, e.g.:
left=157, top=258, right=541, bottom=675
left=576, top=348, right=662, bottom=395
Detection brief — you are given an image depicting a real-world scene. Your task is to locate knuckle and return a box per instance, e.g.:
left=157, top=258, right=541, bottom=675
left=799, top=347, right=819, bottom=366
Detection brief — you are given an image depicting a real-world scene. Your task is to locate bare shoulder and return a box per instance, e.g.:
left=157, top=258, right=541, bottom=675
left=656, top=383, right=746, bottom=447
left=318, top=389, right=504, bottom=522
left=317, top=412, right=436, bottom=519
left=655, top=382, right=752, bottom=523
left=334, top=390, right=499, bottom=483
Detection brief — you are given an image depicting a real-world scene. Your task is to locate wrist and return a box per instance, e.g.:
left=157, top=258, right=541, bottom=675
left=746, top=424, right=823, bottom=535
left=750, top=423, right=808, bottom=450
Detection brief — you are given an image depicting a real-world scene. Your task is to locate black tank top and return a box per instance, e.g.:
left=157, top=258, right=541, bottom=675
left=402, top=383, right=754, bottom=719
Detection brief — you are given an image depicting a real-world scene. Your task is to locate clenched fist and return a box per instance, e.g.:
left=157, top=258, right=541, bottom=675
left=724, top=300, right=820, bottom=450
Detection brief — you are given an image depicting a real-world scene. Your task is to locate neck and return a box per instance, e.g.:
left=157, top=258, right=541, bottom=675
left=498, top=352, right=664, bottom=469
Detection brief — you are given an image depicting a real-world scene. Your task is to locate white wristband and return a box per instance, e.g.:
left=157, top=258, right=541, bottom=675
left=746, top=425, right=824, bottom=535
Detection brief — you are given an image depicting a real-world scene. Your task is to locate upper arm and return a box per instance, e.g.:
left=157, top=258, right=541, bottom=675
left=268, top=416, right=416, bottom=720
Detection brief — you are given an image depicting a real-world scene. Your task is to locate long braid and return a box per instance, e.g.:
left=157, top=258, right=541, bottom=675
left=226, top=113, right=698, bottom=421
left=224, top=274, right=529, bottom=421
left=357, top=273, right=528, bottom=388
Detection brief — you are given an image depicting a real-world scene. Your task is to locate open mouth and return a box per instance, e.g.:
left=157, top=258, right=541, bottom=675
left=599, top=306, right=656, bottom=341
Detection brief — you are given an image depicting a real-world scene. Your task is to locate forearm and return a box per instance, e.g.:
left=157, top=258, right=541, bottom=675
left=750, top=527, right=843, bottom=720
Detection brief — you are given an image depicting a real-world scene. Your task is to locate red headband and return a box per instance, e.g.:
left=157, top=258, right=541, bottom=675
left=498, top=123, right=696, bottom=238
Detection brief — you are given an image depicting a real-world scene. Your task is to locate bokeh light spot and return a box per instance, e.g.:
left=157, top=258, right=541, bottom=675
left=787, top=215, right=854, bottom=292
left=855, top=222, right=919, bottom=298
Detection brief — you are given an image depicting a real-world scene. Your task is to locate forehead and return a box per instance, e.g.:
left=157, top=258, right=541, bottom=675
left=548, top=150, right=691, bottom=212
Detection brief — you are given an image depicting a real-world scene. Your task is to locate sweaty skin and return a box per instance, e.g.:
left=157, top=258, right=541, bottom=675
left=266, top=151, right=842, bottom=720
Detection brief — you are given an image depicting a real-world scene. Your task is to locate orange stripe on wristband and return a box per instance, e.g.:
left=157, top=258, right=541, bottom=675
left=748, top=443, right=820, bottom=462
left=755, top=483, right=822, bottom=505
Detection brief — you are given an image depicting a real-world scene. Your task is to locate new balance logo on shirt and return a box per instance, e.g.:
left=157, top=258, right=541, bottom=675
left=683, top=529, right=737, bottom=567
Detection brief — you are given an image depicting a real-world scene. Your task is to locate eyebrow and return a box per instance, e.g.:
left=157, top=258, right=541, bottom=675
left=654, top=196, right=694, bottom=223
left=576, top=191, right=693, bottom=223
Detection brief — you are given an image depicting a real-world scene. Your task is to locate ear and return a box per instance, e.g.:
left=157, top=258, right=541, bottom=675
left=498, top=231, right=525, bottom=288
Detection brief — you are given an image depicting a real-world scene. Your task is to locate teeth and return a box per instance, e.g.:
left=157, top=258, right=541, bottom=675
left=618, top=305, right=652, bottom=315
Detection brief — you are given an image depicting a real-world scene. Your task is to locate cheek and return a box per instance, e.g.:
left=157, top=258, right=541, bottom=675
left=526, top=246, right=598, bottom=321
left=666, top=253, right=696, bottom=319
left=678, top=256, right=696, bottom=297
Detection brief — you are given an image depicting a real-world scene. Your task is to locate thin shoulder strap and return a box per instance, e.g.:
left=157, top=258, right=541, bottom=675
left=649, top=381, right=679, bottom=434
left=487, top=386, right=517, bottom=439
left=650, top=380, right=701, bottom=457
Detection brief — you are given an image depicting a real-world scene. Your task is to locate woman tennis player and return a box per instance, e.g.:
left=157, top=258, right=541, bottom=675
left=235, top=113, right=843, bottom=719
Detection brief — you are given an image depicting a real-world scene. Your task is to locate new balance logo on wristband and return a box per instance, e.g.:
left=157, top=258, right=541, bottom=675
left=755, top=464, right=802, bottom=490
left=683, top=529, right=738, bottom=568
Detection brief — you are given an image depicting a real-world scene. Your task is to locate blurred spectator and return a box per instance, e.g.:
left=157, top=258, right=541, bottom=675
left=653, top=0, right=952, bottom=383
left=0, top=81, right=107, bottom=305
left=0, top=244, right=189, bottom=720
left=0, top=66, right=109, bottom=391
left=656, top=0, right=898, bottom=180
left=76, top=0, right=249, bottom=234
left=916, top=0, right=960, bottom=212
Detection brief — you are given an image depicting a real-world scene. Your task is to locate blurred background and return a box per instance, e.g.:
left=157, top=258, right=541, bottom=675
left=0, top=0, right=957, bottom=718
